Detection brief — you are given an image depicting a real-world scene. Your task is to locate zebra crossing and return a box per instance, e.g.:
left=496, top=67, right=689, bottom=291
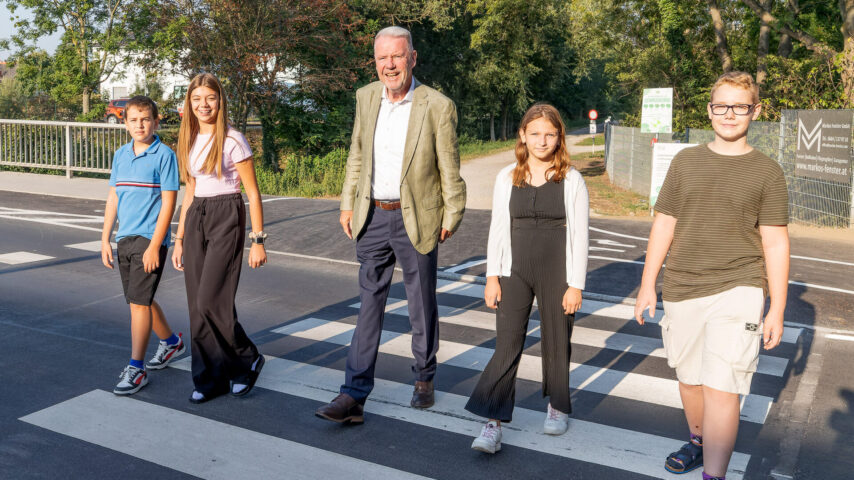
left=19, top=277, right=797, bottom=480
left=0, top=241, right=118, bottom=267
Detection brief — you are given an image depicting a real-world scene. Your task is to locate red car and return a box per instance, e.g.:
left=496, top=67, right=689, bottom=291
left=104, top=98, right=130, bottom=124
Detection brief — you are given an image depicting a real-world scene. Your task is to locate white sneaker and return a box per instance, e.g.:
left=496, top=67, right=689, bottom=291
left=544, top=403, right=569, bottom=435
left=113, top=365, right=148, bottom=395
left=471, top=421, right=502, bottom=453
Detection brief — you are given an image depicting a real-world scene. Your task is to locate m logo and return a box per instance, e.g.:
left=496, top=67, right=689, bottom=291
left=797, top=118, right=821, bottom=152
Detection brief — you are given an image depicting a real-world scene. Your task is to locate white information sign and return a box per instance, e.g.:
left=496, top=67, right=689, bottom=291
left=641, top=88, right=673, bottom=133
left=650, top=142, right=697, bottom=208
left=589, top=121, right=597, bottom=134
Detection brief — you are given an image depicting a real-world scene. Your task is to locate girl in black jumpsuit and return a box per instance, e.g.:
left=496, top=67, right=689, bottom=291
left=467, top=103, right=589, bottom=454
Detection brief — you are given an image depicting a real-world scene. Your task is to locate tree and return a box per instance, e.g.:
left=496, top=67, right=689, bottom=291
left=707, top=0, right=734, bottom=72
left=465, top=0, right=573, bottom=139
left=2, top=0, right=135, bottom=113
left=741, top=0, right=853, bottom=104
left=138, top=0, right=370, bottom=164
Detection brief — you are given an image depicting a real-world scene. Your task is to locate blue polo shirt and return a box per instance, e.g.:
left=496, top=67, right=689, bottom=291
left=108, top=135, right=180, bottom=246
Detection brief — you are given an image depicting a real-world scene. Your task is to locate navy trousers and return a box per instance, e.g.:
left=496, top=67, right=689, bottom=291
left=341, top=206, right=439, bottom=404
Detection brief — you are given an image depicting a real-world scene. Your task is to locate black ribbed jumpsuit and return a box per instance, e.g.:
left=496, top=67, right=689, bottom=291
left=465, top=180, right=573, bottom=422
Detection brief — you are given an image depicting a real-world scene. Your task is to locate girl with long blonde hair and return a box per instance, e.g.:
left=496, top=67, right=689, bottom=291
left=171, top=73, right=267, bottom=403
left=466, top=103, right=589, bottom=453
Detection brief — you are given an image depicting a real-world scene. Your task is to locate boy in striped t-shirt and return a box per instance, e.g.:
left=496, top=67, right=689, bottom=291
left=100, top=96, right=185, bottom=395
left=634, top=72, right=790, bottom=480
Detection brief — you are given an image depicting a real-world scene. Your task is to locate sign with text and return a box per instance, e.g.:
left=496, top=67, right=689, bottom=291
left=640, top=88, right=673, bottom=133
left=795, top=110, right=853, bottom=184
left=650, top=142, right=697, bottom=208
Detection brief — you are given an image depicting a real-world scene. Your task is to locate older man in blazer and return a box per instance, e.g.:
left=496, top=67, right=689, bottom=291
left=315, top=26, right=466, bottom=423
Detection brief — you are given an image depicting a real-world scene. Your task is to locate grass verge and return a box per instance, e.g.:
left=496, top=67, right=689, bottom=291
left=573, top=152, right=650, bottom=216
left=460, top=139, right=516, bottom=162
left=574, top=133, right=604, bottom=146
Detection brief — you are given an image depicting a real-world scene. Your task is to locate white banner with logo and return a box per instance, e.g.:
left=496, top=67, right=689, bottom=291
left=650, top=142, right=697, bottom=208
left=640, top=88, right=673, bottom=134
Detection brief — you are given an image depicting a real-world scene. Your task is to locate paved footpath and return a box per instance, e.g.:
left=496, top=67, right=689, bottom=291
left=461, top=135, right=604, bottom=210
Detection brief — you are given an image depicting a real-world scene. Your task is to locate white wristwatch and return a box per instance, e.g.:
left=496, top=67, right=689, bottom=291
left=248, top=231, right=268, bottom=245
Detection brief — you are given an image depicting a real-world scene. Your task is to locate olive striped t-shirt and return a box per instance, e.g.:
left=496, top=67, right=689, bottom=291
left=654, top=144, right=789, bottom=302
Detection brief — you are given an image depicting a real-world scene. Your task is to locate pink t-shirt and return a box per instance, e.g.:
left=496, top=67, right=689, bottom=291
left=189, top=128, right=253, bottom=197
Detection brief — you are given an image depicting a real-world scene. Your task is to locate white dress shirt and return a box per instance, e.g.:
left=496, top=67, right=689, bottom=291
left=371, top=81, right=416, bottom=200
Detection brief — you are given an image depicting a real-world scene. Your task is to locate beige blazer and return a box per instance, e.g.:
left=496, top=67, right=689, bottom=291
left=340, top=79, right=467, bottom=254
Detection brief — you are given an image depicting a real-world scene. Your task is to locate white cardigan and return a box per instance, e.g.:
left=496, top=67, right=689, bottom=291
left=485, top=163, right=589, bottom=290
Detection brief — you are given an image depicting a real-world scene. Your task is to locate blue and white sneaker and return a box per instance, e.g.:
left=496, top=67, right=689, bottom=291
left=146, top=333, right=186, bottom=370
left=113, top=365, right=148, bottom=395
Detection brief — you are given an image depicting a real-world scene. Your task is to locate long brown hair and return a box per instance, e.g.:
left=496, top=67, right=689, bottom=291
left=512, top=103, right=571, bottom=187
left=177, top=73, right=230, bottom=181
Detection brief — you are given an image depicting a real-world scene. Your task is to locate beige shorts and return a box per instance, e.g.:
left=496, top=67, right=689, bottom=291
left=661, top=286, right=764, bottom=395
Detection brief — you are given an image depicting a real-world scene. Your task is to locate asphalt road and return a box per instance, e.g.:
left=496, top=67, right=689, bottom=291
left=1, top=190, right=853, bottom=479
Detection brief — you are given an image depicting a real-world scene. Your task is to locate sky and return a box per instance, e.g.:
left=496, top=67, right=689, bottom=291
left=1, top=7, right=62, bottom=61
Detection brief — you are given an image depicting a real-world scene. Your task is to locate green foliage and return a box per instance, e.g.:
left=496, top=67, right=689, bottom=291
left=458, top=137, right=517, bottom=161
left=761, top=54, right=848, bottom=117
left=0, top=76, right=26, bottom=118
left=254, top=149, right=348, bottom=197
left=2, top=0, right=135, bottom=113
left=131, top=72, right=166, bottom=102
left=75, top=102, right=106, bottom=122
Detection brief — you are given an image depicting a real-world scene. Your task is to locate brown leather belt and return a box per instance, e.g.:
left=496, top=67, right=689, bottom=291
left=373, top=199, right=401, bottom=210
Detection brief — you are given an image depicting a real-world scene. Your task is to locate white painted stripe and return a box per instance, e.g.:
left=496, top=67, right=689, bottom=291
left=20, top=390, right=429, bottom=480
left=826, top=333, right=854, bottom=342
left=593, top=238, right=636, bottom=248
left=435, top=279, right=804, bottom=343
left=169, top=356, right=749, bottom=480
left=588, top=246, right=626, bottom=253
left=444, top=259, right=487, bottom=273
left=356, top=298, right=788, bottom=376
left=589, top=226, right=649, bottom=241
left=0, top=207, right=102, bottom=219
left=790, top=255, right=854, bottom=267
left=28, top=217, right=103, bottom=223
left=589, top=255, right=646, bottom=265
left=788, top=280, right=854, bottom=295
left=66, top=240, right=116, bottom=252
left=262, top=197, right=296, bottom=202
left=0, top=214, right=104, bottom=233
left=272, top=318, right=773, bottom=424
left=437, top=279, right=660, bottom=322
left=264, top=249, right=360, bottom=267
left=0, top=251, right=55, bottom=264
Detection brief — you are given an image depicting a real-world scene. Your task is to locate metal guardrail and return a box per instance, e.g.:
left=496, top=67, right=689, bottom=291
left=0, top=119, right=130, bottom=178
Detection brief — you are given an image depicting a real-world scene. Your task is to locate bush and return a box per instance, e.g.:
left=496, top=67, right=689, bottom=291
left=255, top=148, right=348, bottom=198
left=0, top=77, right=26, bottom=119
left=75, top=103, right=107, bottom=123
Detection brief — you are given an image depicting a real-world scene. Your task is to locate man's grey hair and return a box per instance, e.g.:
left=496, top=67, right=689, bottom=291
left=375, top=26, right=414, bottom=52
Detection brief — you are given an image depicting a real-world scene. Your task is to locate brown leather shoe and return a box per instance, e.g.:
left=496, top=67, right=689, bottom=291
left=411, top=380, right=434, bottom=409
left=315, top=393, right=364, bottom=424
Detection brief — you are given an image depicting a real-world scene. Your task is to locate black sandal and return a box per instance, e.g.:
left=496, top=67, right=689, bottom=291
left=664, top=441, right=703, bottom=474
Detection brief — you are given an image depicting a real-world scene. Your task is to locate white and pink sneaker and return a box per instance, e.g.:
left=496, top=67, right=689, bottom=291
left=471, top=420, right=502, bottom=453
left=544, top=403, right=569, bottom=435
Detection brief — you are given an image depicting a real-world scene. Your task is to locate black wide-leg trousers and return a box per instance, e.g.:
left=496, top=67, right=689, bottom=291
left=465, top=225, right=574, bottom=423
left=184, top=193, right=259, bottom=396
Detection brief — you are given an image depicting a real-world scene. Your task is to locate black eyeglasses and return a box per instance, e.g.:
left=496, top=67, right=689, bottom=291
left=709, top=104, right=757, bottom=116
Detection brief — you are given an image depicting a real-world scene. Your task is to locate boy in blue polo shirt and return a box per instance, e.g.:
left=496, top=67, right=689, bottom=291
left=101, top=96, right=185, bottom=395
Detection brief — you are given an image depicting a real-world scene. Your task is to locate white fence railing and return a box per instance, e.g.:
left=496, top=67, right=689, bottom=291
left=0, top=119, right=130, bottom=178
